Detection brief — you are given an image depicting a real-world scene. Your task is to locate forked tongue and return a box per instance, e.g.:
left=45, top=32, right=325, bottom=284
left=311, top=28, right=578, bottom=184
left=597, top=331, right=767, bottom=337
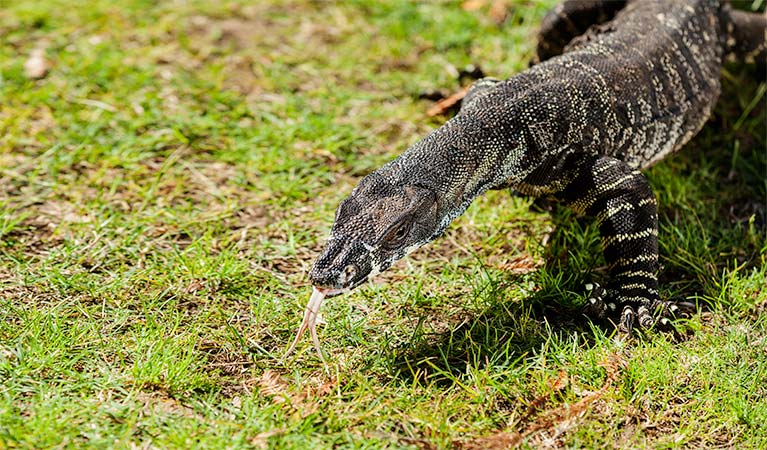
left=284, top=286, right=327, bottom=364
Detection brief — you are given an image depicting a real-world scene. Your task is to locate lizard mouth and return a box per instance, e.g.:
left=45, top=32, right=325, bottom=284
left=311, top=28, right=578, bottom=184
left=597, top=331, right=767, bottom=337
left=315, top=275, right=369, bottom=297
left=315, top=287, right=344, bottom=297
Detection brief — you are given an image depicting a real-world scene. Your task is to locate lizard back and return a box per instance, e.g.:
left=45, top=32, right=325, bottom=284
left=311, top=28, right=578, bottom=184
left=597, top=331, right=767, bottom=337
left=494, top=0, right=725, bottom=171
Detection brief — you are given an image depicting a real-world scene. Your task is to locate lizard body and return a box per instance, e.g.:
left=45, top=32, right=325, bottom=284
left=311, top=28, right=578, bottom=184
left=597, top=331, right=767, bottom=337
left=307, top=0, right=766, bottom=332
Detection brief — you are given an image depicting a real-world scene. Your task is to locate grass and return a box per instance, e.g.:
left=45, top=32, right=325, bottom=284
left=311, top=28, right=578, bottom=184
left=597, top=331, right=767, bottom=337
left=0, top=0, right=765, bottom=448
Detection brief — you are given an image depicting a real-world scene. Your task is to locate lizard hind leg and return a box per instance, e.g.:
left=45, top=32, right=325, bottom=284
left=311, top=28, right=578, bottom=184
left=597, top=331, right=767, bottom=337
left=534, top=0, right=626, bottom=64
left=555, top=156, right=675, bottom=334
left=722, top=6, right=767, bottom=69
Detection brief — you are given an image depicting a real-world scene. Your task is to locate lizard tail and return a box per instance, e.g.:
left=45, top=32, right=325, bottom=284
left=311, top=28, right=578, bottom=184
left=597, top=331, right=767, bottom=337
left=721, top=5, right=766, bottom=67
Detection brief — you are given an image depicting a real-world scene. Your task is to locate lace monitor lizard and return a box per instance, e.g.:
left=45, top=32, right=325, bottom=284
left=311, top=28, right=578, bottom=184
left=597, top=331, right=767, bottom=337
left=307, top=0, right=766, bottom=334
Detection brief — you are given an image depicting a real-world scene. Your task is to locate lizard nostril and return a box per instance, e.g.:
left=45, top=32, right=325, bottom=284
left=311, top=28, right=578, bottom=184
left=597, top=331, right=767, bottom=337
left=309, top=265, right=333, bottom=287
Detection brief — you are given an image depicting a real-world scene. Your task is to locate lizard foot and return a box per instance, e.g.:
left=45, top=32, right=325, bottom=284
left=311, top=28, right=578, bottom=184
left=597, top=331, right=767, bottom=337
left=582, top=283, right=696, bottom=335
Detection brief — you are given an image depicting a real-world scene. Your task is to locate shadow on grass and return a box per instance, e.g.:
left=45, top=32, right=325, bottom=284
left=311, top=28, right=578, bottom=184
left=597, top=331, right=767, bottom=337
left=384, top=266, right=602, bottom=386
left=387, top=66, right=765, bottom=386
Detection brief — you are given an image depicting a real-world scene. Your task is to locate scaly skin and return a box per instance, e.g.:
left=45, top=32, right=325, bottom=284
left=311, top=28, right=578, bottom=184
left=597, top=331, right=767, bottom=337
left=308, top=0, right=765, bottom=332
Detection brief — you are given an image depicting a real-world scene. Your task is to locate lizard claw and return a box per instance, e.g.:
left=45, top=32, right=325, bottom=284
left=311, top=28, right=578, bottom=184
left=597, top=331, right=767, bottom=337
left=582, top=282, right=609, bottom=319
left=637, top=305, right=653, bottom=329
left=582, top=284, right=698, bottom=334
left=618, top=305, right=636, bottom=335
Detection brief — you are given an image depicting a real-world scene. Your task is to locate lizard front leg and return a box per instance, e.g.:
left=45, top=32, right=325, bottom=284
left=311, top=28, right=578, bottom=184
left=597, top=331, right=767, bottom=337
left=553, top=156, right=673, bottom=333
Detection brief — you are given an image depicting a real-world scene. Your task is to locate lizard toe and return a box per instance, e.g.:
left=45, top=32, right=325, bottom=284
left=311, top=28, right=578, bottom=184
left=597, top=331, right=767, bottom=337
left=582, top=282, right=609, bottom=319
left=637, top=305, right=653, bottom=329
left=623, top=298, right=698, bottom=332
left=618, top=305, right=636, bottom=336
left=670, top=300, right=697, bottom=316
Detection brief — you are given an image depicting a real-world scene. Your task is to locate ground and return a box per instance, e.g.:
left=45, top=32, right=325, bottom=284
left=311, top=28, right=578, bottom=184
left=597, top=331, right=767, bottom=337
left=0, top=0, right=765, bottom=449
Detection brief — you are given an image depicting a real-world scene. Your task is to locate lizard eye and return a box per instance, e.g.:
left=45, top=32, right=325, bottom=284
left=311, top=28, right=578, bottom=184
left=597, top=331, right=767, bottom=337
left=381, top=219, right=411, bottom=250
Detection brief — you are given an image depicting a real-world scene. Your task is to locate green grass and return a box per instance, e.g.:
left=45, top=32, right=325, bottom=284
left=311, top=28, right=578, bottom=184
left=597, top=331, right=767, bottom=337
left=1, top=0, right=765, bottom=448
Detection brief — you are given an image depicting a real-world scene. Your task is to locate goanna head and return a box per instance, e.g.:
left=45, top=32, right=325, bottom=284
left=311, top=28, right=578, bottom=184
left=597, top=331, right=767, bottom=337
left=308, top=170, right=440, bottom=296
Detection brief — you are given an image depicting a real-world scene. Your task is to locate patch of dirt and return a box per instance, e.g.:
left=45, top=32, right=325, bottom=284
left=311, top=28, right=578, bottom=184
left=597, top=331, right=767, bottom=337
left=232, top=203, right=321, bottom=280
left=133, top=391, right=200, bottom=420
left=457, top=352, right=627, bottom=449
left=34, top=198, right=92, bottom=225
left=198, top=339, right=254, bottom=379
left=496, top=254, right=543, bottom=274
left=1, top=215, right=61, bottom=260
left=255, top=369, right=336, bottom=415
left=248, top=429, right=287, bottom=450
left=0, top=285, right=59, bottom=325
left=462, top=0, right=510, bottom=25
left=0, top=106, right=57, bottom=155
left=183, top=15, right=267, bottom=95
left=180, top=3, right=361, bottom=96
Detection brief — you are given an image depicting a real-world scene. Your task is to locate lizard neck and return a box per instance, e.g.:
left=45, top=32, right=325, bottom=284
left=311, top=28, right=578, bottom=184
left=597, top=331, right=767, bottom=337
left=383, top=111, right=528, bottom=238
